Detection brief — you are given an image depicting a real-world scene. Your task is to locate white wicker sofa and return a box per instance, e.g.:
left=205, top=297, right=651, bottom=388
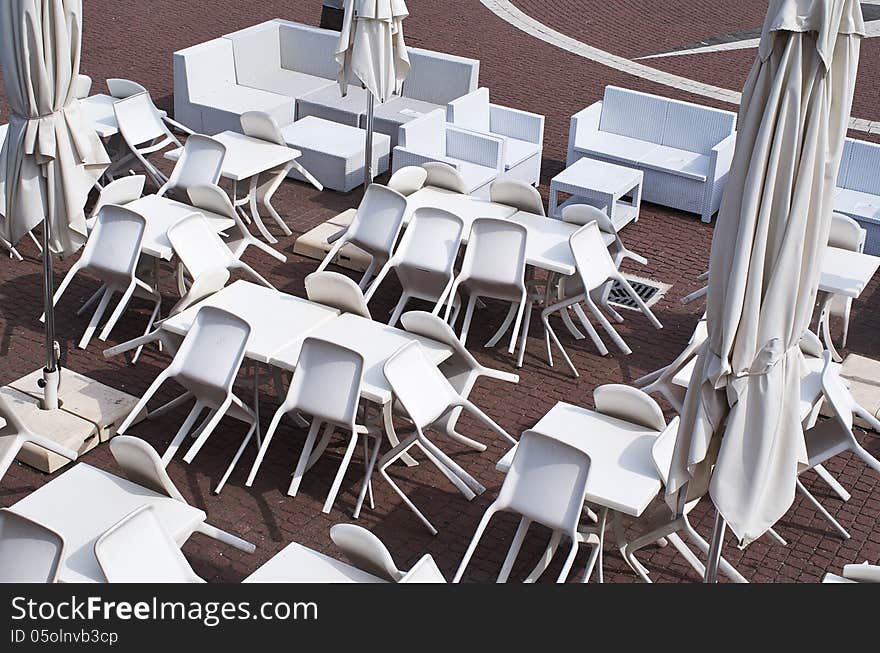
left=835, top=137, right=880, bottom=254
left=567, top=86, right=737, bottom=223
left=446, top=88, right=544, bottom=186
left=392, top=108, right=504, bottom=198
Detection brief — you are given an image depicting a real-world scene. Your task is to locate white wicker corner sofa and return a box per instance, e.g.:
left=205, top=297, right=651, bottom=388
left=567, top=86, right=737, bottom=223
left=835, top=137, right=880, bottom=254
left=173, top=18, right=480, bottom=145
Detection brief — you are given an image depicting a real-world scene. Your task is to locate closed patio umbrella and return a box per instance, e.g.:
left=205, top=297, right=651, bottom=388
left=665, top=0, right=864, bottom=562
left=335, top=0, right=410, bottom=185
left=0, top=0, right=109, bottom=408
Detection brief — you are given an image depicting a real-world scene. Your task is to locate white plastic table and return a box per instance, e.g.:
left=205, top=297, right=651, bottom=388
left=818, top=246, right=880, bottom=360
left=124, top=194, right=236, bottom=261
left=243, top=542, right=385, bottom=583
left=549, top=157, right=643, bottom=230
left=80, top=94, right=120, bottom=138
left=165, top=131, right=302, bottom=244
left=160, top=280, right=340, bottom=364
left=496, top=401, right=662, bottom=518
left=9, top=463, right=206, bottom=583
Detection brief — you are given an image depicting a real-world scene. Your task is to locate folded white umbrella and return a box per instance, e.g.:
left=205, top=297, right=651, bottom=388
left=0, top=0, right=109, bottom=408
left=666, top=0, right=864, bottom=553
left=335, top=0, right=410, bottom=185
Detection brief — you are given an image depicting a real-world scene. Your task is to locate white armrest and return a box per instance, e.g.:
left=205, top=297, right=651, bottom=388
left=568, top=100, right=602, bottom=165
left=710, top=131, right=737, bottom=179
left=489, top=104, right=544, bottom=145
left=392, top=146, right=461, bottom=171
left=446, top=125, right=504, bottom=171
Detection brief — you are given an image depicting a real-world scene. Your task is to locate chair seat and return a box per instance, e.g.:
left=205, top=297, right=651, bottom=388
left=296, top=84, right=370, bottom=125
left=579, top=131, right=660, bottom=164
left=804, top=418, right=852, bottom=468
left=200, top=86, right=295, bottom=127
left=835, top=187, right=880, bottom=222
left=639, top=145, right=709, bottom=182
left=457, top=161, right=498, bottom=193
left=502, top=136, right=541, bottom=169
left=242, top=69, right=335, bottom=101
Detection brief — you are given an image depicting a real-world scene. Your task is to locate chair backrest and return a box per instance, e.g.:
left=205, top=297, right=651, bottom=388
left=305, top=271, right=371, bottom=318
left=161, top=134, right=226, bottom=196
left=593, top=384, right=666, bottom=431
left=110, top=436, right=186, bottom=502
left=820, top=350, right=855, bottom=435
left=387, top=166, right=428, bottom=196
left=240, top=110, right=286, bottom=146
left=114, top=92, right=177, bottom=150
left=91, top=175, right=146, bottom=217
left=497, top=430, right=590, bottom=533
left=392, top=207, right=464, bottom=275
left=278, top=21, right=339, bottom=79
left=75, top=74, right=92, bottom=99
left=83, top=205, right=147, bottom=281
left=285, top=338, right=364, bottom=428
left=661, top=97, right=736, bottom=154
left=421, top=161, right=468, bottom=194
left=168, top=213, right=235, bottom=279
left=403, top=47, right=479, bottom=105
left=95, top=506, right=203, bottom=583
left=329, top=524, right=404, bottom=582
left=399, top=109, right=446, bottom=157
left=106, top=78, right=148, bottom=99
left=650, top=416, right=682, bottom=485
left=459, top=218, right=527, bottom=288
left=561, top=203, right=614, bottom=233
left=0, top=509, right=65, bottom=582
left=172, top=306, right=252, bottom=398
left=599, top=86, right=669, bottom=144
left=570, top=221, right=617, bottom=291
left=489, top=179, right=545, bottom=215
left=346, top=184, right=408, bottom=257
left=384, top=341, right=460, bottom=429
left=447, top=87, right=491, bottom=133
left=839, top=137, right=880, bottom=194
left=828, top=212, right=865, bottom=252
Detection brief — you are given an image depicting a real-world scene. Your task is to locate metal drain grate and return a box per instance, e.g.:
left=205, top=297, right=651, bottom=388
left=607, top=277, right=667, bottom=311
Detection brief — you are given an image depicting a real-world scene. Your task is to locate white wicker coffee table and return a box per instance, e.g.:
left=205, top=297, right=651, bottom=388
left=549, top=157, right=643, bottom=231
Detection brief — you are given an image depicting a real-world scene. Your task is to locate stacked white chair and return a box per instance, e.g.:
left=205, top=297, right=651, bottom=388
left=365, top=207, right=465, bottom=327
left=156, top=134, right=226, bottom=200
left=386, top=166, right=428, bottom=196
left=489, top=179, right=545, bottom=215
left=113, top=92, right=185, bottom=188
left=305, top=271, right=371, bottom=319
left=88, top=175, right=146, bottom=225
left=107, top=78, right=193, bottom=134
left=316, top=184, right=408, bottom=289
left=454, top=430, right=600, bottom=583
left=422, top=161, right=469, bottom=194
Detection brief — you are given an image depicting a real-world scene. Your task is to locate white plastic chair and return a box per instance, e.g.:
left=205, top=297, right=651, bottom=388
left=244, top=338, right=380, bottom=516
left=106, top=78, right=192, bottom=134
left=113, top=92, right=184, bottom=188
left=421, top=162, right=469, bottom=194
left=108, top=435, right=254, bottom=552
left=329, top=523, right=405, bottom=582
left=454, top=430, right=600, bottom=583
left=89, top=175, right=146, bottom=222
left=821, top=212, right=867, bottom=348
left=305, top=271, right=371, bottom=319
left=381, top=341, right=517, bottom=534
left=365, top=207, right=464, bottom=326
left=156, top=134, right=225, bottom=200
left=796, top=351, right=880, bottom=540
left=316, top=184, right=408, bottom=289
left=444, top=218, right=528, bottom=355
left=168, top=213, right=277, bottom=294
left=635, top=317, right=708, bottom=412
left=400, top=311, right=519, bottom=452
left=95, top=505, right=205, bottom=583
left=0, top=392, right=79, bottom=483
left=539, top=221, right=662, bottom=375
left=562, top=203, right=647, bottom=271
left=51, top=205, right=161, bottom=350
left=75, top=74, right=92, bottom=99
left=490, top=179, right=545, bottom=215
left=186, top=183, right=286, bottom=263
left=387, top=166, right=428, bottom=196
left=0, top=509, right=65, bottom=583
left=115, top=307, right=258, bottom=484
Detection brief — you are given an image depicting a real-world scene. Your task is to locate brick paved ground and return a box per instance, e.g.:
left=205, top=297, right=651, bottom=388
left=1, top=1, right=879, bottom=583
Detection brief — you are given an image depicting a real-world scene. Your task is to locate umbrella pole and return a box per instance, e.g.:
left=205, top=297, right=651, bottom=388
left=40, top=163, right=60, bottom=410
left=703, top=509, right=726, bottom=583
left=364, top=91, right=375, bottom=187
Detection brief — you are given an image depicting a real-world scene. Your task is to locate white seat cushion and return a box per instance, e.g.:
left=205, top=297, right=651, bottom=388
left=835, top=187, right=880, bottom=222
left=242, top=69, right=335, bottom=100
left=579, top=131, right=660, bottom=164
left=639, top=145, right=709, bottom=182
left=457, top=160, right=498, bottom=193
left=200, top=85, right=296, bottom=127
left=296, top=84, right=370, bottom=126
left=502, top=136, right=540, bottom=169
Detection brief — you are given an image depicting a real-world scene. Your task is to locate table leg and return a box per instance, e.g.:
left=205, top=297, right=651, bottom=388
left=247, top=175, right=278, bottom=244
left=549, top=183, right=559, bottom=218
left=382, top=401, right=419, bottom=467
left=817, top=291, right=843, bottom=362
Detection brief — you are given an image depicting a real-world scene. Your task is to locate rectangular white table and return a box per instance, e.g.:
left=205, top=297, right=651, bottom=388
left=818, top=246, right=879, bottom=360
left=10, top=463, right=206, bottom=583
left=549, top=157, right=643, bottom=230
left=80, top=93, right=120, bottom=139
left=160, top=280, right=340, bottom=364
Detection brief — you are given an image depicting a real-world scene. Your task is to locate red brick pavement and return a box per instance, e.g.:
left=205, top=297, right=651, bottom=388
left=0, top=1, right=879, bottom=583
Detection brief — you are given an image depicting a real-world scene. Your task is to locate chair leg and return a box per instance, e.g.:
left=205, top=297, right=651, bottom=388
left=413, top=437, right=481, bottom=498
left=619, top=276, right=662, bottom=329
left=497, top=517, right=530, bottom=583
left=379, top=436, right=439, bottom=535
left=560, top=306, right=585, bottom=339
left=796, top=478, right=850, bottom=539
left=98, top=282, right=137, bottom=342
left=322, top=430, right=361, bottom=514
left=524, top=531, right=561, bottom=582
left=77, top=284, right=107, bottom=316
left=288, top=420, right=323, bottom=497
left=683, top=518, right=748, bottom=583
left=453, top=508, right=496, bottom=581
left=214, top=419, right=258, bottom=494
left=245, top=406, right=291, bottom=487
left=305, top=423, right=336, bottom=471
left=584, top=294, right=631, bottom=354
left=458, top=295, right=477, bottom=347
left=357, top=259, right=378, bottom=291
left=182, top=397, right=233, bottom=463
left=194, top=522, right=255, bottom=553
left=516, top=299, right=534, bottom=368
left=353, top=433, right=382, bottom=519
left=506, top=297, right=527, bottom=355
left=388, top=294, right=409, bottom=328
left=78, top=288, right=114, bottom=349
left=541, top=312, right=579, bottom=377
left=161, top=401, right=205, bottom=466
left=572, top=303, right=609, bottom=355
left=485, top=303, right=516, bottom=348
left=814, top=464, right=851, bottom=502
